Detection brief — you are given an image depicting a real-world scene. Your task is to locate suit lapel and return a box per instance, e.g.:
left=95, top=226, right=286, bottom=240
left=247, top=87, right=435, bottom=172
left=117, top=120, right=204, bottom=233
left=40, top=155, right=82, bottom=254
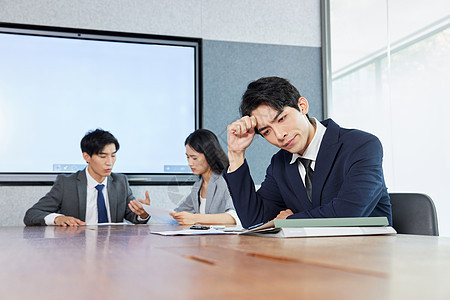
left=205, top=174, right=218, bottom=213
left=77, top=170, right=87, bottom=221
left=313, top=119, right=342, bottom=205
left=108, top=176, right=117, bottom=222
left=191, top=178, right=202, bottom=213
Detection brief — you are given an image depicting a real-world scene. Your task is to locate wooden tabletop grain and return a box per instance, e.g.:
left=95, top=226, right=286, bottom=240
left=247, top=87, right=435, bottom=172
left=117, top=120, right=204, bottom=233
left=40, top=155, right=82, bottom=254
left=1, top=225, right=449, bottom=299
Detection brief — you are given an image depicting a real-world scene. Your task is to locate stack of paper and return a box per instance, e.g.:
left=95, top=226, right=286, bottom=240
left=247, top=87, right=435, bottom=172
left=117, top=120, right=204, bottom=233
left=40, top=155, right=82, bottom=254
left=240, top=217, right=396, bottom=238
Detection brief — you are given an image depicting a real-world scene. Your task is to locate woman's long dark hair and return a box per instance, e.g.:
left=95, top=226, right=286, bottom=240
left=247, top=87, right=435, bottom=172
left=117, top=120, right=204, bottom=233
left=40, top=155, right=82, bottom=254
left=185, top=129, right=229, bottom=174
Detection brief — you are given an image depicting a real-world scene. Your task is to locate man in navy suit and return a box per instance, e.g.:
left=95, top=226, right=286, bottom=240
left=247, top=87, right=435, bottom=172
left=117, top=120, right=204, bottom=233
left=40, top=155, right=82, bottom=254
left=223, top=77, right=392, bottom=228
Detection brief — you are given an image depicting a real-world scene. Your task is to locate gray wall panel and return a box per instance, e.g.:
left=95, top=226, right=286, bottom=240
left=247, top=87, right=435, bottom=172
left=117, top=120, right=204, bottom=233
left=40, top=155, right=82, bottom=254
left=0, top=0, right=203, bottom=37
left=201, top=0, right=321, bottom=47
left=203, top=40, right=323, bottom=184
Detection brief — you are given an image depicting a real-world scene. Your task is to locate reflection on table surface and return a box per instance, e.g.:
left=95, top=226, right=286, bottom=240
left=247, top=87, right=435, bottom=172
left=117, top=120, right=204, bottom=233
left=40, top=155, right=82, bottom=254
left=0, top=225, right=448, bottom=299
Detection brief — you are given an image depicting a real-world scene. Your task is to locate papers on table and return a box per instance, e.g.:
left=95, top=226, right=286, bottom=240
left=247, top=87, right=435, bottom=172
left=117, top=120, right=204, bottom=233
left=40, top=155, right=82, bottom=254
left=151, top=226, right=245, bottom=236
left=240, top=225, right=397, bottom=238
left=150, top=217, right=396, bottom=238
left=141, top=204, right=178, bottom=225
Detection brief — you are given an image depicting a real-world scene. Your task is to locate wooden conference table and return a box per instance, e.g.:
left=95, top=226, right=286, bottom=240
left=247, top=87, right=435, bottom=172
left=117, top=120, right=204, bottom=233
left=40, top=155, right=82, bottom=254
left=0, top=225, right=449, bottom=300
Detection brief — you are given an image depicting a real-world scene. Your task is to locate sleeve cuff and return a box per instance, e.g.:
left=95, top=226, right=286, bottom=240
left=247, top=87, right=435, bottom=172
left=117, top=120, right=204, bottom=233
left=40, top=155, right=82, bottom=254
left=44, top=213, right=63, bottom=226
left=137, top=215, right=150, bottom=222
left=225, top=210, right=242, bottom=227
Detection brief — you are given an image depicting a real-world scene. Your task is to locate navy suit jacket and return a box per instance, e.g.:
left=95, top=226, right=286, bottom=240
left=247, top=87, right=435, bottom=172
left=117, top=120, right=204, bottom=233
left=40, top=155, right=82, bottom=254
left=223, top=119, right=392, bottom=228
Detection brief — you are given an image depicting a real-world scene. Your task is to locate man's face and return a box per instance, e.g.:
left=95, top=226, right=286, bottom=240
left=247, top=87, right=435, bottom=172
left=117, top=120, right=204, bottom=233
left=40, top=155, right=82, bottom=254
left=83, top=143, right=117, bottom=183
left=251, top=97, right=315, bottom=155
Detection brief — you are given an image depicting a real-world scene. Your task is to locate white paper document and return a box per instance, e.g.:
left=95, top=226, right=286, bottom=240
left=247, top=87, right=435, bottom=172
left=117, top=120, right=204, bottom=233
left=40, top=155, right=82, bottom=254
left=150, top=227, right=243, bottom=236
left=141, top=204, right=178, bottom=224
left=241, top=225, right=397, bottom=238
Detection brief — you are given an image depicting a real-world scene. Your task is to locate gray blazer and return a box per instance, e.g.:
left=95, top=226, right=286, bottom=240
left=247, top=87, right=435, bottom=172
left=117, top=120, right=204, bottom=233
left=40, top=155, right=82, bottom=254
left=23, top=170, right=148, bottom=226
left=174, top=172, right=235, bottom=214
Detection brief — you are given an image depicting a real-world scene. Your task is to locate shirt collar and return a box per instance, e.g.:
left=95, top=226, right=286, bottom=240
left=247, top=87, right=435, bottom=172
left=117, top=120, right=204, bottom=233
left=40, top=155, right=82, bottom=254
left=290, top=118, right=327, bottom=164
left=85, top=167, right=108, bottom=189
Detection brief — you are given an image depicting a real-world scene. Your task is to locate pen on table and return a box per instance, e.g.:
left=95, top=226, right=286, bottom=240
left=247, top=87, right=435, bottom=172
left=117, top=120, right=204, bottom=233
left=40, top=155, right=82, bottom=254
left=247, top=222, right=264, bottom=230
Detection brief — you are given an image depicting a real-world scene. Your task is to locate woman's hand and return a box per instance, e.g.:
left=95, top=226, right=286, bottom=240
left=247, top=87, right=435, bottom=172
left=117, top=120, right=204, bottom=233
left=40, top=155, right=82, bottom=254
left=169, top=211, right=198, bottom=225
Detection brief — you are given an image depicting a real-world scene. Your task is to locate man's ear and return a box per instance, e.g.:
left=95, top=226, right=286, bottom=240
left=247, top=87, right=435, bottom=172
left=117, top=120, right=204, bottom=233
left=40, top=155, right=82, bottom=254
left=83, top=152, right=91, bottom=164
left=297, top=97, right=309, bottom=115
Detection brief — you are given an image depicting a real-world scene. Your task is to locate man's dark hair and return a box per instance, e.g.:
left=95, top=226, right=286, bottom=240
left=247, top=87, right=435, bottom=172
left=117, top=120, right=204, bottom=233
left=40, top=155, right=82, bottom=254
left=240, top=76, right=304, bottom=117
left=185, top=129, right=229, bottom=174
left=80, top=129, right=119, bottom=156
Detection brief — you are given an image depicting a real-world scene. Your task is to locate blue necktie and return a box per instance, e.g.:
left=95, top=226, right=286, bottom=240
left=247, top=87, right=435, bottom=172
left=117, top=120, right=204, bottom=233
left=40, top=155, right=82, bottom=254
left=95, top=184, right=108, bottom=223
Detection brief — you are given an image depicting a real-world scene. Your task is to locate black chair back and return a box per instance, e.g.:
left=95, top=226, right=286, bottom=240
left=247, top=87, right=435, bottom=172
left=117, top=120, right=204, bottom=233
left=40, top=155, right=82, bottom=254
left=389, top=193, right=439, bottom=236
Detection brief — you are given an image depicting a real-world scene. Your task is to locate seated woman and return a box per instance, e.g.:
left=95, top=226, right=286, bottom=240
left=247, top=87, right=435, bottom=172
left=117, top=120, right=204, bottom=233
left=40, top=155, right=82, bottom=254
left=169, top=129, right=240, bottom=226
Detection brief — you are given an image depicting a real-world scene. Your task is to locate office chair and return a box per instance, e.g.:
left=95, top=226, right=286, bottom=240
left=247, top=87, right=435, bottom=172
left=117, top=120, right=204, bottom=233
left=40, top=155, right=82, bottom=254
left=389, top=193, right=439, bottom=236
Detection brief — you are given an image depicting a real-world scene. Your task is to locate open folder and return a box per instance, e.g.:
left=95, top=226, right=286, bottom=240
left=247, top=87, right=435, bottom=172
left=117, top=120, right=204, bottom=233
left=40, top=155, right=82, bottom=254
left=239, top=217, right=396, bottom=238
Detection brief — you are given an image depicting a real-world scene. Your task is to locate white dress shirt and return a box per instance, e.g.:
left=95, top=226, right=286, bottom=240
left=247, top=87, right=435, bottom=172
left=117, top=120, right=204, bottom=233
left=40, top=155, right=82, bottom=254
left=199, top=194, right=207, bottom=214
left=44, top=168, right=111, bottom=225
left=198, top=190, right=241, bottom=226
left=85, top=168, right=111, bottom=225
left=289, top=118, right=327, bottom=185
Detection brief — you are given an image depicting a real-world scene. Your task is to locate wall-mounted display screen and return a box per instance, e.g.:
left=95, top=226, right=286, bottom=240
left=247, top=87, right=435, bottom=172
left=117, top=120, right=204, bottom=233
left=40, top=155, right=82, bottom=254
left=0, top=23, right=200, bottom=183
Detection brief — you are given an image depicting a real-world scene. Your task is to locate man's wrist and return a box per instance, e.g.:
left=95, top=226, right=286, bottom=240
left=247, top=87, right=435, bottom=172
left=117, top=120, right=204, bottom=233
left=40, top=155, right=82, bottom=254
left=228, top=150, right=245, bottom=172
left=137, top=212, right=150, bottom=221
left=45, top=213, right=63, bottom=226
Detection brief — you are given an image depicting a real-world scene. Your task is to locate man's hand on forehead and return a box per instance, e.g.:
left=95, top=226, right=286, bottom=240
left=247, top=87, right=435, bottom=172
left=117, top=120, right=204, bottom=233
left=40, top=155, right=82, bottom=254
left=231, top=115, right=257, bottom=136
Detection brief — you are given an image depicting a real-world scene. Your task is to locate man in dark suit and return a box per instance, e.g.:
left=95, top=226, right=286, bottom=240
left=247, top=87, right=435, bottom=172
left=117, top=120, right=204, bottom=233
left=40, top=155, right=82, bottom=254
left=24, top=129, right=150, bottom=226
left=223, top=77, right=392, bottom=228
